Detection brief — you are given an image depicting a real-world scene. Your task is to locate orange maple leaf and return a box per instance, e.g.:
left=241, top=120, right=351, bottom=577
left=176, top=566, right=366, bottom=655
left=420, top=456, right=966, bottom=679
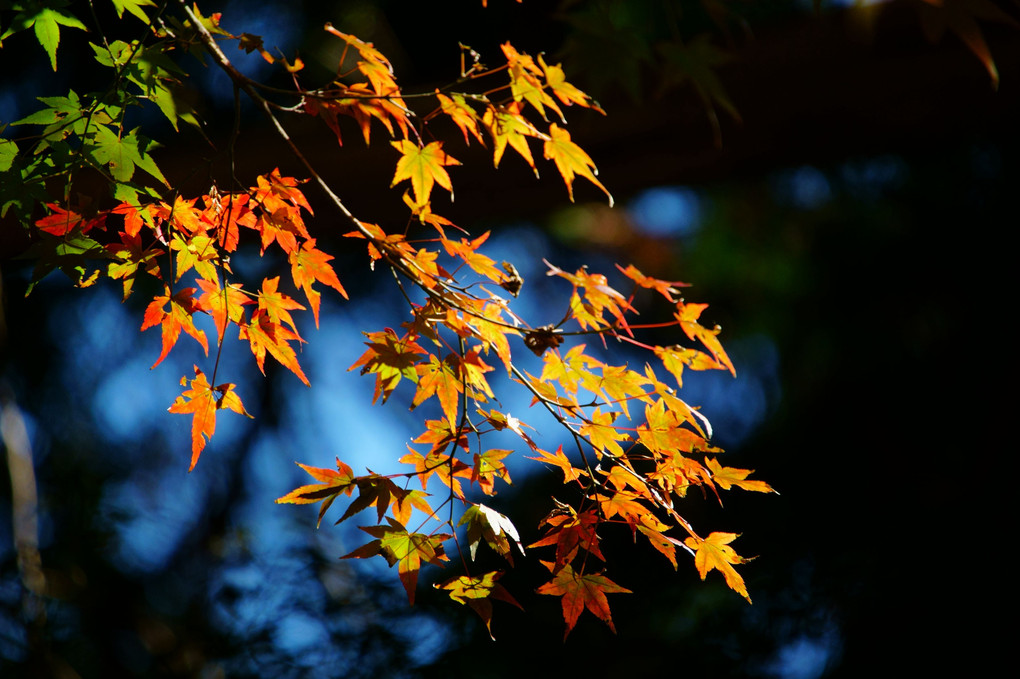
left=288, top=238, right=348, bottom=327
left=617, top=263, right=689, bottom=302
left=684, top=531, right=753, bottom=603
left=412, top=354, right=462, bottom=425
left=239, top=309, right=309, bottom=386
left=579, top=409, right=630, bottom=458
left=529, top=507, right=604, bottom=570
left=502, top=42, right=563, bottom=122
left=196, top=277, right=252, bottom=341
left=257, top=276, right=305, bottom=337
left=275, top=458, right=357, bottom=527
left=140, top=286, right=209, bottom=369
left=526, top=445, right=586, bottom=484
left=168, top=366, right=251, bottom=471
left=436, top=92, right=486, bottom=146
left=536, top=563, right=631, bottom=639
left=349, top=328, right=427, bottom=404
left=441, top=231, right=504, bottom=283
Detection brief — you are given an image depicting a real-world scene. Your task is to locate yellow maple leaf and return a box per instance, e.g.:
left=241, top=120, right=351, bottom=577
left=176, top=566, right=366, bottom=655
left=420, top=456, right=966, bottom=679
left=684, top=532, right=752, bottom=602
left=705, top=457, right=775, bottom=494
left=543, top=123, right=613, bottom=206
left=391, top=139, right=460, bottom=204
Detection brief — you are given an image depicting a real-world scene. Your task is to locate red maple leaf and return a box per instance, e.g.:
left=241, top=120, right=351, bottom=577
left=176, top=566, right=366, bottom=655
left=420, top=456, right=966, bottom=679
left=536, top=563, right=631, bottom=639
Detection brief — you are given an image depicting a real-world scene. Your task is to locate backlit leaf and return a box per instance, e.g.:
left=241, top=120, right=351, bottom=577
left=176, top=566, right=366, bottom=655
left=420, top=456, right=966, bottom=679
left=536, top=563, right=631, bottom=639
left=391, top=139, right=460, bottom=204
left=684, top=532, right=752, bottom=602
left=168, top=366, right=251, bottom=471
left=543, top=123, right=613, bottom=206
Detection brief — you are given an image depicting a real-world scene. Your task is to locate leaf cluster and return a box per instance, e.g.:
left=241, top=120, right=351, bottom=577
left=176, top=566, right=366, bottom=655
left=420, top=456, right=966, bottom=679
left=0, top=0, right=780, bottom=640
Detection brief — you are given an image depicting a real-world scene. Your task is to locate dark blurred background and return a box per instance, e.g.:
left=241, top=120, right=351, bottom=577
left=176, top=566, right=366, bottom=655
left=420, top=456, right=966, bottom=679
left=1, top=1, right=1013, bottom=676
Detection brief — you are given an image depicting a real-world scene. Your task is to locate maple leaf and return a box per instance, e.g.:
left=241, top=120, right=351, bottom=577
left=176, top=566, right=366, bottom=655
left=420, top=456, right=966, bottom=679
left=275, top=458, right=357, bottom=527
left=35, top=203, right=105, bottom=236
left=580, top=409, right=630, bottom=458
left=684, top=532, right=753, bottom=603
left=106, top=230, right=162, bottom=300
left=655, top=345, right=725, bottom=388
left=637, top=525, right=681, bottom=570
left=539, top=54, right=603, bottom=112
left=341, top=517, right=451, bottom=604
left=479, top=408, right=539, bottom=451
left=595, top=491, right=648, bottom=532
left=170, top=230, right=219, bottom=282
left=324, top=24, right=394, bottom=75
left=307, top=86, right=411, bottom=146
left=482, top=102, right=544, bottom=176
left=168, top=366, right=251, bottom=471
left=391, top=139, right=460, bottom=204
left=289, top=238, right=348, bottom=327
left=335, top=474, right=411, bottom=524
left=349, top=328, right=427, bottom=404
left=205, top=191, right=256, bottom=252
left=459, top=503, right=524, bottom=565
left=545, top=261, right=634, bottom=333
left=250, top=170, right=313, bottom=254
left=462, top=300, right=518, bottom=374
left=253, top=168, right=314, bottom=215
left=617, top=263, right=688, bottom=302
left=110, top=202, right=155, bottom=239
left=543, top=123, right=613, bottom=206
left=441, top=231, right=504, bottom=283
left=436, top=92, right=485, bottom=146
left=705, top=457, right=775, bottom=494
left=676, top=302, right=735, bottom=376
left=436, top=571, right=522, bottom=640
left=140, top=286, right=209, bottom=368
left=529, top=506, right=603, bottom=571
left=0, top=3, right=87, bottom=70
left=389, top=488, right=434, bottom=528
left=412, top=354, right=462, bottom=425
left=595, top=364, right=651, bottom=418
left=471, top=448, right=513, bottom=496
left=536, top=563, right=631, bottom=639
left=526, top=445, right=587, bottom=484
left=502, top=42, right=563, bottom=122
left=155, top=196, right=203, bottom=235
left=402, top=191, right=461, bottom=237
left=196, top=276, right=252, bottom=341
left=400, top=445, right=472, bottom=499
left=239, top=309, right=309, bottom=386
left=257, top=276, right=305, bottom=337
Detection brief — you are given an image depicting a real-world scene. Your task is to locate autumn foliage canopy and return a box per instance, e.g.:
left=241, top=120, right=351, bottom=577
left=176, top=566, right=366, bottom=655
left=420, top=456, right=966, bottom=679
left=0, top=0, right=785, bottom=638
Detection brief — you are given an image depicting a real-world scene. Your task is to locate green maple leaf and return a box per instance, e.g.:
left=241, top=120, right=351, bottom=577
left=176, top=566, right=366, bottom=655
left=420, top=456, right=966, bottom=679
left=110, top=0, right=155, bottom=22
left=0, top=1, right=87, bottom=71
left=87, top=125, right=167, bottom=185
